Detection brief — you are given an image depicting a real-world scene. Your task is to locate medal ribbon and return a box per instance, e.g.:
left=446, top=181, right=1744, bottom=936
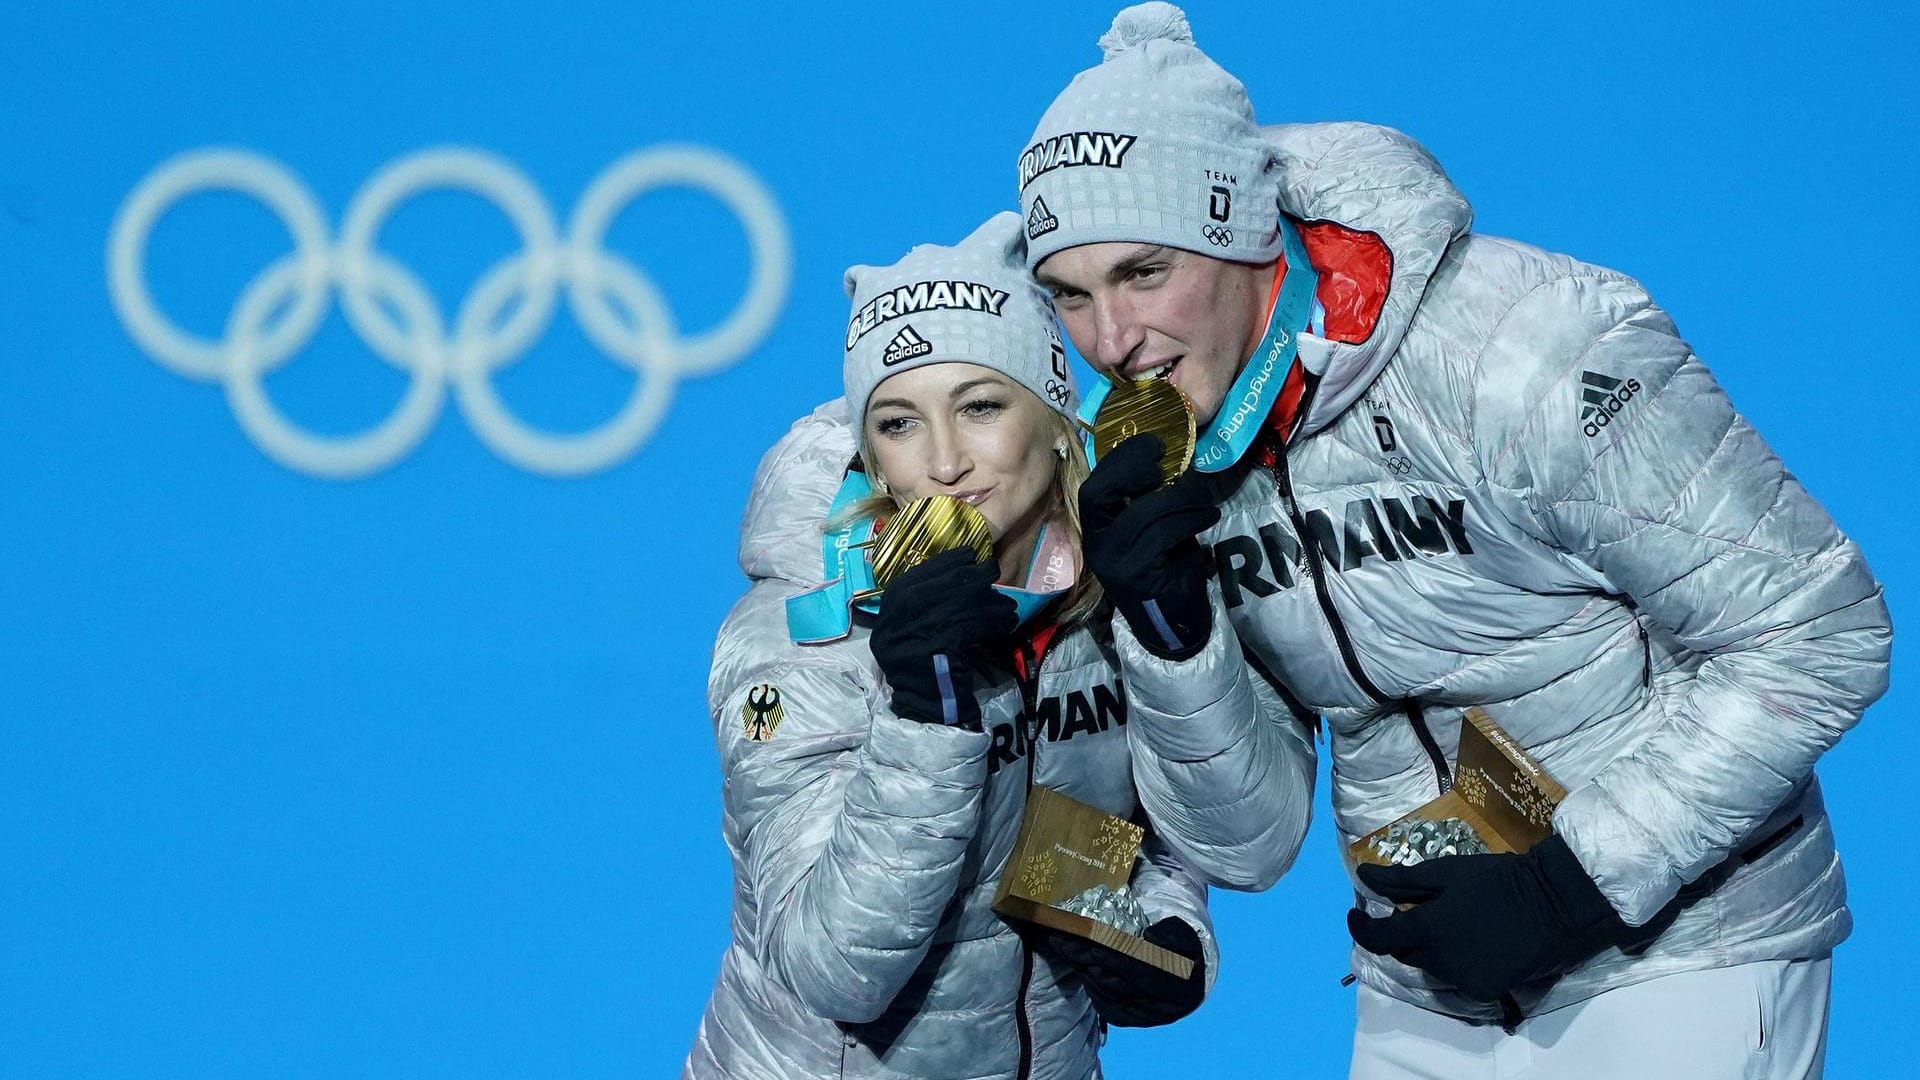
left=1191, top=217, right=1318, bottom=471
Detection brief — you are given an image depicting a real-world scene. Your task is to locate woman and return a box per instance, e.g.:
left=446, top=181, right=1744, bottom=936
left=684, top=213, right=1221, bottom=1079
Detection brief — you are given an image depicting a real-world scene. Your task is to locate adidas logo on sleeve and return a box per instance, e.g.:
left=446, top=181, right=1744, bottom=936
left=1580, top=370, right=1643, bottom=438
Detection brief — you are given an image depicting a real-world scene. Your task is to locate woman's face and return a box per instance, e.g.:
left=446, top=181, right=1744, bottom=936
left=864, top=362, right=1061, bottom=577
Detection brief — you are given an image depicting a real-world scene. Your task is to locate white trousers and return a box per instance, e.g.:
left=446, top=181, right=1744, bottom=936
left=1349, top=958, right=1830, bottom=1080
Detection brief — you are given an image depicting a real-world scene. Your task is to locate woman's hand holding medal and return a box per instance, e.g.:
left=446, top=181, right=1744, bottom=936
left=870, top=547, right=1018, bottom=731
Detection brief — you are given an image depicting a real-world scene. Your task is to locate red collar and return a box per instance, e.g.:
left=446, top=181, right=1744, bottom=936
left=1012, top=621, right=1063, bottom=682
left=1253, top=221, right=1393, bottom=465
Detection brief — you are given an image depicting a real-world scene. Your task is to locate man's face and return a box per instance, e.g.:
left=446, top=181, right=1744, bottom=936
left=1034, top=242, right=1270, bottom=425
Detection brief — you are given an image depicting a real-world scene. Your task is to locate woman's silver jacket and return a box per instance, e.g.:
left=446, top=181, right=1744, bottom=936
left=685, top=408, right=1316, bottom=1078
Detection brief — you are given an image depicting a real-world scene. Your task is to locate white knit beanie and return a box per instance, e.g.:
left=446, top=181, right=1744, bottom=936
left=843, top=212, right=1075, bottom=425
left=1018, top=2, right=1283, bottom=269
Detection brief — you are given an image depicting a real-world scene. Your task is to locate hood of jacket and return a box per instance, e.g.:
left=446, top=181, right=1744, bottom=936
left=1265, top=122, right=1473, bottom=438
left=736, top=397, right=856, bottom=588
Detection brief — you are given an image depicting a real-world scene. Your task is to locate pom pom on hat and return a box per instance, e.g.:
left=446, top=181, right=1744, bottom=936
left=1097, top=2, right=1193, bottom=60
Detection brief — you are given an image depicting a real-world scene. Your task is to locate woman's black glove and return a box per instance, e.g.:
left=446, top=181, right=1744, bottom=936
left=1045, top=916, right=1207, bottom=1028
left=1079, top=434, right=1221, bottom=661
left=1347, top=834, right=1630, bottom=1001
left=869, top=548, right=1018, bottom=731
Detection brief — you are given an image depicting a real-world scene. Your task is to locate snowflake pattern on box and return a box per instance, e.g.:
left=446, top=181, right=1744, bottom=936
left=1514, top=782, right=1555, bottom=828
left=1092, top=817, right=1142, bottom=871
left=1018, top=850, right=1059, bottom=897
left=1454, top=765, right=1489, bottom=807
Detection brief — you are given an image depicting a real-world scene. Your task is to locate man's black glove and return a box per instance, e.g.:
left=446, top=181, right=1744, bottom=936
left=1347, top=834, right=1630, bottom=1001
left=1079, top=434, right=1221, bottom=661
left=869, top=548, right=1018, bottom=731
left=1045, top=916, right=1207, bottom=1028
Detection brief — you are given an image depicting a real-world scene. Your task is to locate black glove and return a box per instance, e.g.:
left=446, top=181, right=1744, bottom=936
left=1079, top=434, right=1221, bottom=661
left=1045, top=916, right=1207, bottom=1028
left=869, top=548, right=1018, bottom=731
left=1347, top=834, right=1630, bottom=1001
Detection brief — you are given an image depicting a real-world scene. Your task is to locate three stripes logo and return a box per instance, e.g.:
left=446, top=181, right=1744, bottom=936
left=882, top=324, right=933, bottom=366
left=1580, top=370, right=1643, bottom=438
left=1027, top=196, right=1059, bottom=240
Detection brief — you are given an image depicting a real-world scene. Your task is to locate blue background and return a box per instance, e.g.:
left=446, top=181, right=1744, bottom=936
left=3, top=2, right=1913, bottom=1074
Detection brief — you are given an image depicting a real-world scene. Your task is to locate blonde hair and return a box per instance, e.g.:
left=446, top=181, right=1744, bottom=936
left=837, top=407, right=1104, bottom=629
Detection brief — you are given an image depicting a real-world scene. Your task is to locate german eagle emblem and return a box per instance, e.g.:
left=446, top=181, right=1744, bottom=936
left=743, top=684, right=785, bottom=742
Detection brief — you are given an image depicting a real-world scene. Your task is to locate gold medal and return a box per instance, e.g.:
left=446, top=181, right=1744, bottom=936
left=866, top=494, right=995, bottom=590
left=1091, top=375, right=1196, bottom=484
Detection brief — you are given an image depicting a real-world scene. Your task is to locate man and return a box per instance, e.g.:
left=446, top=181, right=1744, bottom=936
left=1020, top=3, right=1890, bottom=1076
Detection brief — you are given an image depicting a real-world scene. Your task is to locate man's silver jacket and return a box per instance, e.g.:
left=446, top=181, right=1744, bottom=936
left=1204, top=121, right=1887, bottom=1019
left=684, top=407, right=1316, bottom=1078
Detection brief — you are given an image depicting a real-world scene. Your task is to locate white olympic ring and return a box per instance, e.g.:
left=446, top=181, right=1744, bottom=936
left=107, top=146, right=791, bottom=477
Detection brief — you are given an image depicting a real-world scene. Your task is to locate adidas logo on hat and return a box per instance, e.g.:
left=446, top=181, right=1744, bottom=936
left=1026, top=197, right=1059, bottom=240
left=882, top=324, right=934, bottom=366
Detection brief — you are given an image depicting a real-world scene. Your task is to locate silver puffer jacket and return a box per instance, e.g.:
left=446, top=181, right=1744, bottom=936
left=1191, top=122, right=1889, bottom=1020
left=684, top=405, right=1315, bottom=1079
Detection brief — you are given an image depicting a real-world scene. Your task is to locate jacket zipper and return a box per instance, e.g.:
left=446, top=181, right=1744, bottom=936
left=1405, top=699, right=1452, bottom=795
left=1014, top=948, right=1035, bottom=1079
left=1013, top=637, right=1042, bottom=1080
left=1015, top=638, right=1043, bottom=736
left=1270, top=451, right=1451, bottom=794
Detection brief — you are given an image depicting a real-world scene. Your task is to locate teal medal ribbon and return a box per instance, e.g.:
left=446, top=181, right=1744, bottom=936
left=1075, top=217, right=1319, bottom=473
left=784, top=470, right=1068, bottom=645
left=784, top=470, right=881, bottom=645
left=992, top=580, right=1066, bottom=628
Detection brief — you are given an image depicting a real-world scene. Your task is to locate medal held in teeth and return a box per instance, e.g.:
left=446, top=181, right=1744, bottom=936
left=1091, top=373, right=1197, bottom=484
left=865, top=494, right=996, bottom=590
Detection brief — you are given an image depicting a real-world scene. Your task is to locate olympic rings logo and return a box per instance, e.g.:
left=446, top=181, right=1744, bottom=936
left=1201, top=223, right=1234, bottom=247
left=107, top=146, right=791, bottom=478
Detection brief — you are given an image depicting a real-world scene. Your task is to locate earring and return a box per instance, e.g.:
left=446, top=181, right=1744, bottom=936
left=1054, top=440, right=1069, bottom=460
left=873, top=474, right=890, bottom=494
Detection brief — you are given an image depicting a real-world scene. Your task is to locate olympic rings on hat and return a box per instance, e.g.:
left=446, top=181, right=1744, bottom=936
left=107, top=146, right=791, bottom=477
